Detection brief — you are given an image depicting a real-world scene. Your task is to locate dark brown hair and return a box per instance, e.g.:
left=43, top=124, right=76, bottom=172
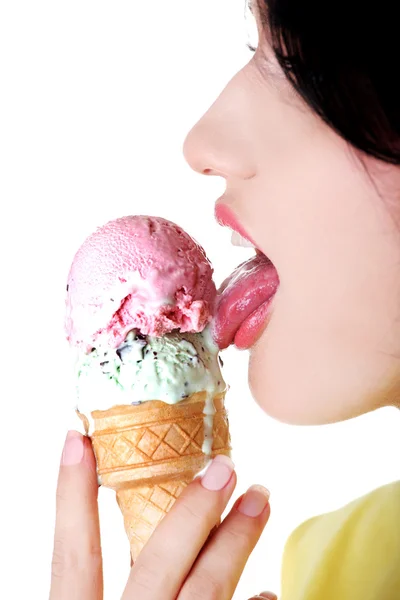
left=263, top=0, right=400, bottom=164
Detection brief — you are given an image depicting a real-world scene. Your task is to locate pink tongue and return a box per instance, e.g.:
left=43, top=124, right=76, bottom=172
left=213, top=253, right=279, bottom=349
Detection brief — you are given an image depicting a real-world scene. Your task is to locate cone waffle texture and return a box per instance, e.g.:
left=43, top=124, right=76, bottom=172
left=90, top=390, right=230, bottom=561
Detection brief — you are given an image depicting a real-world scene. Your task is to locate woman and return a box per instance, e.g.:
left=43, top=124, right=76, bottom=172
left=49, top=0, right=400, bottom=598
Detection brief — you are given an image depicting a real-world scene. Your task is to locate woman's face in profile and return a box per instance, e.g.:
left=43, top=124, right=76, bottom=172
left=183, top=1, right=400, bottom=425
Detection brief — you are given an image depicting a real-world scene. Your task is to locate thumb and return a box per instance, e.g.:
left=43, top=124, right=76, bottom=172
left=249, top=593, right=278, bottom=600
left=49, top=431, right=103, bottom=600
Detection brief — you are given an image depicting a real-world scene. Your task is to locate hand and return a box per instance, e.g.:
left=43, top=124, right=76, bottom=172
left=248, top=593, right=278, bottom=600
left=50, top=431, right=270, bottom=600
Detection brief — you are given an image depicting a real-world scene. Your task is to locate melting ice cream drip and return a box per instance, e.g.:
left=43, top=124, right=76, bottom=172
left=202, top=392, right=216, bottom=455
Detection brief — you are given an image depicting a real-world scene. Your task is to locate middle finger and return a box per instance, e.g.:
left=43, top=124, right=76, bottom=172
left=122, top=455, right=236, bottom=599
left=179, top=485, right=270, bottom=600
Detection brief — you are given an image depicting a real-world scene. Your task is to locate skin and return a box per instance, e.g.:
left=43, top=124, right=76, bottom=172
left=183, top=0, right=400, bottom=425
left=51, top=1, right=400, bottom=597
left=50, top=432, right=271, bottom=599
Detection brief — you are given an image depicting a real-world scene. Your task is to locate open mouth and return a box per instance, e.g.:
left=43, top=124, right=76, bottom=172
left=213, top=204, right=280, bottom=350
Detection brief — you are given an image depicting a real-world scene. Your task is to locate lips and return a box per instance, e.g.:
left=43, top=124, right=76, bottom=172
left=213, top=203, right=279, bottom=350
left=215, top=203, right=257, bottom=247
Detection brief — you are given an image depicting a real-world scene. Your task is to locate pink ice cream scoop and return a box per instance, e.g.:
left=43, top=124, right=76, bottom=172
left=65, top=215, right=216, bottom=351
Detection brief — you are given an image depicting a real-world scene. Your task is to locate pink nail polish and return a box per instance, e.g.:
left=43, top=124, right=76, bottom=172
left=61, top=431, right=85, bottom=465
left=238, top=485, right=270, bottom=517
left=201, top=455, right=234, bottom=491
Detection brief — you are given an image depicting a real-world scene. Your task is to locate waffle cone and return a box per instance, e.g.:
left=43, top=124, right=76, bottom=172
left=90, top=390, right=230, bottom=561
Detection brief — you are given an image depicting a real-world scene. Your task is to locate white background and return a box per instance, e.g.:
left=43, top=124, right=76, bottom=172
left=1, top=1, right=399, bottom=598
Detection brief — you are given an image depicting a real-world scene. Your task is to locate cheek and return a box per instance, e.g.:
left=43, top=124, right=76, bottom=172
left=244, top=148, right=400, bottom=424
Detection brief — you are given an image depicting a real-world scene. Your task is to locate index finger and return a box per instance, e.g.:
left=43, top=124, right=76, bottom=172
left=49, top=431, right=103, bottom=600
left=122, top=455, right=236, bottom=599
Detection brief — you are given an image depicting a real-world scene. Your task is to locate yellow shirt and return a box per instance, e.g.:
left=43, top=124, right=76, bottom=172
left=281, top=481, right=400, bottom=599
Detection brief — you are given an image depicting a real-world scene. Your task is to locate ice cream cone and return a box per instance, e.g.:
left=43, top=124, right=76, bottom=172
left=90, top=390, right=230, bottom=561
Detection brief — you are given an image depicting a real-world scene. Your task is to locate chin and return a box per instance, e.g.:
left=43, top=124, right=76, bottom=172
left=247, top=335, right=391, bottom=427
left=248, top=366, right=332, bottom=426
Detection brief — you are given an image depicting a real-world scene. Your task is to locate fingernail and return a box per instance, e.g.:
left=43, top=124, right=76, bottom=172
left=201, top=455, right=235, bottom=491
left=61, top=430, right=85, bottom=465
left=238, top=485, right=270, bottom=517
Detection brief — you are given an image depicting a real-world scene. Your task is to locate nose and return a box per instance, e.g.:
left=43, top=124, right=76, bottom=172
left=182, top=81, right=257, bottom=181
